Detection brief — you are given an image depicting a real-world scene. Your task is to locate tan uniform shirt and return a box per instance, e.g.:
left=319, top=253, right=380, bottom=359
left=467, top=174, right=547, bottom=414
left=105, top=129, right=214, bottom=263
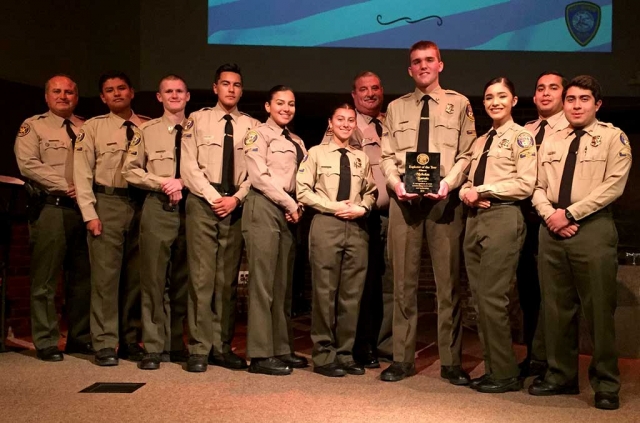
left=321, top=111, right=389, bottom=210
left=122, top=115, right=184, bottom=191
left=459, top=120, right=537, bottom=201
left=74, top=112, right=148, bottom=222
left=524, top=109, right=570, bottom=144
left=533, top=120, right=632, bottom=221
left=243, top=118, right=308, bottom=214
left=181, top=104, right=259, bottom=205
left=296, top=142, right=377, bottom=214
left=380, top=87, right=477, bottom=191
left=14, top=111, right=83, bottom=194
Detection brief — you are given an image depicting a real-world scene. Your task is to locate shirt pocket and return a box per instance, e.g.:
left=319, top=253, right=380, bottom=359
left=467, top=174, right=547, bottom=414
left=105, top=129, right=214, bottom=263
left=41, top=140, right=68, bottom=166
left=578, top=148, right=607, bottom=179
left=98, top=142, right=126, bottom=169
left=540, top=150, right=564, bottom=179
left=487, top=148, right=514, bottom=161
left=269, top=141, right=297, bottom=175
left=433, top=115, right=460, bottom=149
left=196, top=135, right=222, bottom=169
left=148, top=150, right=175, bottom=178
left=318, top=165, right=341, bottom=192
left=392, top=122, right=417, bottom=151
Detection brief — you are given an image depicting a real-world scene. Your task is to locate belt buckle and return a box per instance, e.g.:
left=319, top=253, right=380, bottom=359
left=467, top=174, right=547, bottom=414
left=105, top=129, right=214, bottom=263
left=55, top=197, right=61, bottom=206
left=105, top=186, right=115, bottom=195
left=163, top=203, right=176, bottom=212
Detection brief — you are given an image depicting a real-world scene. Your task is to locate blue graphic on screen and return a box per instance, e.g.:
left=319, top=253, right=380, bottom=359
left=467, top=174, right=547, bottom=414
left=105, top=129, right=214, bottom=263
left=207, top=0, right=611, bottom=52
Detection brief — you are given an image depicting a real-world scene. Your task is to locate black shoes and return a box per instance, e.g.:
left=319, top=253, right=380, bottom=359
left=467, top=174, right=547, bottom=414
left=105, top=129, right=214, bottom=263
left=475, top=376, right=522, bottom=393
left=95, top=348, right=118, bottom=366
left=275, top=353, right=308, bottom=368
left=139, top=353, right=161, bottom=370
left=64, top=341, right=94, bottom=355
left=209, top=350, right=249, bottom=370
left=313, top=362, right=346, bottom=378
left=527, top=378, right=580, bottom=396
left=117, top=343, right=145, bottom=361
left=36, top=346, right=64, bottom=362
left=354, top=351, right=380, bottom=369
left=469, top=374, right=491, bottom=390
left=519, top=359, right=548, bottom=378
left=342, top=361, right=365, bottom=375
left=186, top=354, right=208, bottom=372
left=595, top=392, right=619, bottom=410
left=380, top=362, right=416, bottom=382
left=248, top=357, right=292, bottom=376
left=440, top=365, right=471, bottom=386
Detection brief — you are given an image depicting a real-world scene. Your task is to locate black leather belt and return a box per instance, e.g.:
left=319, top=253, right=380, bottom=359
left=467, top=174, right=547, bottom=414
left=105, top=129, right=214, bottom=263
left=93, top=184, right=129, bottom=197
left=251, top=186, right=295, bottom=201
left=44, top=194, right=76, bottom=209
left=211, top=182, right=238, bottom=197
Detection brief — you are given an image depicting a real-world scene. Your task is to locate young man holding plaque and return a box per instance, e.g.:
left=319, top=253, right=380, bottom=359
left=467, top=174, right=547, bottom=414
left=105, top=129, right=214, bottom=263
left=379, top=40, right=477, bottom=383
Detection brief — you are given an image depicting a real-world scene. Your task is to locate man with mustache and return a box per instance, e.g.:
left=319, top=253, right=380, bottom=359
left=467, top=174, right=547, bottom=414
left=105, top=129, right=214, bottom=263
left=380, top=40, right=477, bottom=383
left=14, top=74, right=92, bottom=361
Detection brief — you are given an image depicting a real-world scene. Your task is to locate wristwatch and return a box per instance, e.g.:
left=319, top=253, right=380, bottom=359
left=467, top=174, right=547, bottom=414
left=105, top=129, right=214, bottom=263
left=565, top=209, right=575, bottom=221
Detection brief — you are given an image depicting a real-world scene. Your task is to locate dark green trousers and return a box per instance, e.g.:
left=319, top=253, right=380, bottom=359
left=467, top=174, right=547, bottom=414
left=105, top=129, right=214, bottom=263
left=88, top=192, right=141, bottom=350
left=139, top=194, right=188, bottom=353
left=387, top=192, right=465, bottom=364
left=242, top=190, right=295, bottom=359
left=539, top=211, right=620, bottom=393
left=29, top=204, right=90, bottom=349
left=185, top=193, right=243, bottom=355
left=464, top=203, right=525, bottom=379
left=310, top=214, right=369, bottom=367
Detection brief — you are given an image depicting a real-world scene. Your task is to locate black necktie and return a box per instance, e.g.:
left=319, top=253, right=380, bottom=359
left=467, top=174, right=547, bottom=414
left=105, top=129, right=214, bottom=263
left=535, top=120, right=548, bottom=149
left=123, top=121, right=135, bottom=148
left=282, top=129, right=304, bottom=166
left=473, top=129, right=497, bottom=186
left=417, top=95, right=431, bottom=152
left=63, top=119, right=77, bottom=148
left=174, top=124, right=183, bottom=179
left=337, top=148, right=351, bottom=201
left=221, top=115, right=235, bottom=192
left=371, top=117, right=383, bottom=138
left=557, top=129, right=586, bottom=209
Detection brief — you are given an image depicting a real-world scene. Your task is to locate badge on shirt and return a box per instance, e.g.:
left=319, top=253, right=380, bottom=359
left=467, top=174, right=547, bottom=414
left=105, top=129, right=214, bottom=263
left=75, top=130, right=85, bottom=145
left=498, top=139, right=511, bottom=149
left=185, top=118, right=194, bottom=131
left=18, top=124, right=30, bottom=137
left=465, top=104, right=475, bottom=121
left=355, top=158, right=362, bottom=168
left=445, top=104, right=454, bottom=114
left=129, top=132, right=142, bottom=149
left=591, top=135, right=602, bottom=147
left=620, top=133, right=629, bottom=145
left=517, top=133, right=534, bottom=149
left=244, top=130, right=259, bottom=147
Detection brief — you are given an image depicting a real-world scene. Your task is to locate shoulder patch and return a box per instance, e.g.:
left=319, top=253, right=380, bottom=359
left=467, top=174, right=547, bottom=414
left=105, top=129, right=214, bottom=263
left=517, top=132, right=534, bottom=149
left=185, top=118, right=194, bottom=131
left=466, top=104, right=475, bottom=121
left=244, top=130, right=259, bottom=146
left=18, top=124, right=30, bottom=137
left=620, top=133, right=629, bottom=146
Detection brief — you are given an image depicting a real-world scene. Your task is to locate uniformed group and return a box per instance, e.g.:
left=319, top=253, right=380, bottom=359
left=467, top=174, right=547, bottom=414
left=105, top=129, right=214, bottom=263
left=14, top=40, right=631, bottom=411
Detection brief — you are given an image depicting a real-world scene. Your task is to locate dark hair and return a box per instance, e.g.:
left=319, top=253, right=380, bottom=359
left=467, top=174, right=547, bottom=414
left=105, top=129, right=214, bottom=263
left=563, top=75, right=602, bottom=103
left=534, top=71, right=568, bottom=91
left=409, top=40, right=441, bottom=62
left=484, top=76, right=516, bottom=97
left=214, top=63, right=243, bottom=85
left=329, top=103, right=356, bottom=119
left=267, top=85, right=294, bottom=102
left=45, top=74, right=77, bottom=93
left=158, top=74, right=188, bottom=92
left=352, top=71, right=381, bottom=91
left=98, top=71, right=132, bottom=93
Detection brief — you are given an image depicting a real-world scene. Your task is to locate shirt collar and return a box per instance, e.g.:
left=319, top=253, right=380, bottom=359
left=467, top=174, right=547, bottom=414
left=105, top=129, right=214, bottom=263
left=214, top=103, right=241, bottom=122
left=412, top=86, right=443, bottom=105
left=492, top=119, right=516, bottom=138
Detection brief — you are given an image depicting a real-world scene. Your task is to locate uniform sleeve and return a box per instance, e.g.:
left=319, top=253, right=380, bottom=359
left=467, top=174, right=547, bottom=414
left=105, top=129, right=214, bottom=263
left=568, top=131, right=632, bottom=220
left=14, top=121, right=69, bottom=192
left=234, top=117, right=260, bottom=204
left=122, top=130, right=167, bottom=191
left=244, top=130, right=298, bottom=214
left=380, top=105, right=402, bottom=190
left=458, top=180, right=472, bottom=200
left=180, top=114, right=221, bottom=205
left=359, top=157, right=377, bottom=211
left=443, top=101, right=477, bottom=190
left=73, top=125, right=98, bottom=222
left=532, top=140, right=556, bottom=220
left=476, top=131, right=537, bottom=201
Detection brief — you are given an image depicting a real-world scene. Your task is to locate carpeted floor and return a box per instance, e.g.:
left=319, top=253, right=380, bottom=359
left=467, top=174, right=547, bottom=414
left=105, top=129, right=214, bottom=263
left=1, top=314, right=638, bottom=423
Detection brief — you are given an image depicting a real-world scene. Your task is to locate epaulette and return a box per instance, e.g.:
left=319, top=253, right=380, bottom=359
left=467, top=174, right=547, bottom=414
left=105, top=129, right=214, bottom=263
left=137, top=114, right=152, bottom=122
left=399, top=92, right=413, bottom=99
left=86, top=114, right=110, bottom=123
left=140, top=117, right=162, bottom=130
left=443, top=89, right=463, bottom=96
left=240, top=111, right=252, bottom=117
left=595, top=121, right=614, bottom=128
left=36, top=114, right=47, bottom=120
left=525, top=119, right=538, bottom=125
left=76, top=115, right=86, bottom=121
